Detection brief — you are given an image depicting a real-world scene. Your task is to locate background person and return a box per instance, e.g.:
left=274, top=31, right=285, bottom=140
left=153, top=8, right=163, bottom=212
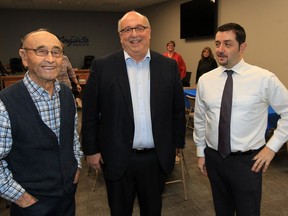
left=57, top=55, right=82, bottom=108
left=0, top=29, right=83, bottom=216
left=195, top=47, right=217, bottom=84
left=163, top=40, right=187, bottom=80
left=163, top=40, right=187, bottom=163
left=193, top=23, right=288, bottom=216
left=81, top=11, right=186, bottom=216
left=57, top=55, right=81, bottom=92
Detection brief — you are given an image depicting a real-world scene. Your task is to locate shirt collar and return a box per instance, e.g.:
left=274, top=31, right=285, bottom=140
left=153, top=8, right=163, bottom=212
left=23, top=71, right=61, bottom=99
left=123, top=49, right=151, bottom=63
left=219, top=59, right=246, bottom=76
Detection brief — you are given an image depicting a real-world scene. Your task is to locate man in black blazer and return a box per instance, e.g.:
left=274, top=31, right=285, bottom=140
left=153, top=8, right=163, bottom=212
left=82, top=11, right=186, bottom=216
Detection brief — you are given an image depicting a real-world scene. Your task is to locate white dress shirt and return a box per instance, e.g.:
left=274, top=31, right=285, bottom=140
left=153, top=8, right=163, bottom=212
left=124, top=50, right=155, bottom=149
left=193, top=59, right=288, bottom=157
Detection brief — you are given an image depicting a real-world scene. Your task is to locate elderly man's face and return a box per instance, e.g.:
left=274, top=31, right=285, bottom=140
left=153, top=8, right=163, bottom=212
left=19, top=31, right=63, bottom=86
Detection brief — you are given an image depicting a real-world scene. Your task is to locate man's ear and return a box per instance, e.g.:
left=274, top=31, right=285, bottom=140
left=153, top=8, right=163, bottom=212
left=240, top=42, right=247, bottom=54
left=19, top=49, right=28, bottom=67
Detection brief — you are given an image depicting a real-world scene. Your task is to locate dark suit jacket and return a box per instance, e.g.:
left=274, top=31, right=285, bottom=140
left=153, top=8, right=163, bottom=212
left=81, top=50, right=186, bottom=180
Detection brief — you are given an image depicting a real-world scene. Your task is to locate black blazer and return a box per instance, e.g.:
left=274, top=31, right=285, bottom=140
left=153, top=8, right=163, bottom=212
left=81, top=50, right=186, bottom=180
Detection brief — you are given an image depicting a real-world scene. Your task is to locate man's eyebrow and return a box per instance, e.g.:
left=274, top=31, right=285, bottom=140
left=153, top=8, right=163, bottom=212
left=34, top=45, right=62, bottom=50
left=52, top=46, right=62, bottom=50
left=215, top=40, right=233, bottom=43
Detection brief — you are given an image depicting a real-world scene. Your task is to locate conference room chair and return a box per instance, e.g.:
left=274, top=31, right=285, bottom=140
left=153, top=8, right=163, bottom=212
left=9, top=58, right=26, bottom=74
left=0, top=61, right=8, bottom=75
left=83, top=55, right=95, bottom=69
left=165, top=93, right=195, bottom=201
left=166, top=148, right=188, bottom=200
left=182, top=71, right=192, bottom=87
left=186, top=95, right=195, bottom=130
left=2, top=76, right=21, bottom=89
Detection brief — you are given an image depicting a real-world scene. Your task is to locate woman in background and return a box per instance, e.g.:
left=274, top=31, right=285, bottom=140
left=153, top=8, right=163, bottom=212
left=195, top=47, right=217, bottom=83
left=163, top=40, right=187, bottom=80
left=57, top=55, right=82, bottom=108
left=57, top=55, right=81, bottom=92
left=163, top=40, right=187, bottom=163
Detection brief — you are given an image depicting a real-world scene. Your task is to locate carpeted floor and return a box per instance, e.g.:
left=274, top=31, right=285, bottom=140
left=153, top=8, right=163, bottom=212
left=1, top=126, right=288, bottom=215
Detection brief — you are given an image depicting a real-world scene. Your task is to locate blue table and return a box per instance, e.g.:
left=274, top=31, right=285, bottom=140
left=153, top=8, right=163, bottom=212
left=184, top=89, right=196, bottom=97
left=184, top=89, right=196, bottom=108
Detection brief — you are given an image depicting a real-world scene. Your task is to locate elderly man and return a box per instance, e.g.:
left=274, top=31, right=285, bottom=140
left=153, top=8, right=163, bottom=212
left=0, top=29, right=83, bottom=216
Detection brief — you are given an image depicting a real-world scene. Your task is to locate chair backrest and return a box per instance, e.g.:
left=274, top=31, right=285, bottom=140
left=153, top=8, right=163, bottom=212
left=9, top=58, right=26, bottom=73
left=83, top=55, right=95, bottom=69
left=182, top=71, right=192, bottom=87
left=1, top=75, right=24, bottom=88
left=186, top=95, right=195, bottom=112
left=0, top=61, right=8, bottom=75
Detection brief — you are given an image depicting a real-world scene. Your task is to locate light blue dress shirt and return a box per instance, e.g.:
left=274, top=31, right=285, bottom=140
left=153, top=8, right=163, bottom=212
left=124, top=50, right=154, bottom=149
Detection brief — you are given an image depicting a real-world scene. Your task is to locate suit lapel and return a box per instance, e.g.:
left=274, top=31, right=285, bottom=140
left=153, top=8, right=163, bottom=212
left=114, top=51, right=162, bottom=120
left=150, top=52, right=161, bottom=119
left=115, top=52, right=134, bottom=118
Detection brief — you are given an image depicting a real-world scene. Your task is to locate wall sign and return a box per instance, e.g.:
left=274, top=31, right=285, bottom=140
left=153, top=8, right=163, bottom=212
left=58, top=35, right=89, bottom=47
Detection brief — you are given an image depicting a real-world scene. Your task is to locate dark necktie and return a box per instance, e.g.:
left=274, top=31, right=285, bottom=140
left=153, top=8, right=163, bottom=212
left=218, top=70, right=234, bottom=158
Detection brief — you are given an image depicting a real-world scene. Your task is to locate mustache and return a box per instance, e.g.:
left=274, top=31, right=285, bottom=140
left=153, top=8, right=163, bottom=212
left=217, top=52, right=226, bottom=57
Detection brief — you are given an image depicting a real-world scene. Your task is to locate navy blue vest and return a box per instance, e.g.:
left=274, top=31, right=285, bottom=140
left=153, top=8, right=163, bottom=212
left=0, top=81, right=77, bottom=197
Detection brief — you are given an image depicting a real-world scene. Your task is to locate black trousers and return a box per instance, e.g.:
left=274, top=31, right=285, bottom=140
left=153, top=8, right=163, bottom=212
left=10, top=184, right=77, bottom=216
left=105, top=149, right=167, bottom=216
left=205, top=147, right=262, bottom=216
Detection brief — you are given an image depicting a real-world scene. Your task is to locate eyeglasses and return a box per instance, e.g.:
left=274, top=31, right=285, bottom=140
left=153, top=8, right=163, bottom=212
left=120, top=26, right=148, bottom=35
left=23, top=48, right=63, bottom=58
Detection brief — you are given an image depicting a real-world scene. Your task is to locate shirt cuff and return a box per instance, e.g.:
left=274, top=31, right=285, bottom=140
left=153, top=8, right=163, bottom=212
left=266, top=135, right=286, bottom=153
left=196, top=146, right=206, bottom=157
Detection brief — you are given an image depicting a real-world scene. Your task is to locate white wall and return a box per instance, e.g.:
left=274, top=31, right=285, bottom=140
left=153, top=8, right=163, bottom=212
left=142, top=0, right=288, bottom=87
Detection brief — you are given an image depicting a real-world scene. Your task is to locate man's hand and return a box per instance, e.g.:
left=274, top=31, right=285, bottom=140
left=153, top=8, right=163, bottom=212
left=86, top=153, right=103, bottom=173
left=15, top=192, right=38, bottom=208
left=73, top=168, right=81, bottom=184
left=76, top=84, right=82, bottom=92
left=197, top=157, right=207, bottom=176
left=251, top=146, right=275, bottom=172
